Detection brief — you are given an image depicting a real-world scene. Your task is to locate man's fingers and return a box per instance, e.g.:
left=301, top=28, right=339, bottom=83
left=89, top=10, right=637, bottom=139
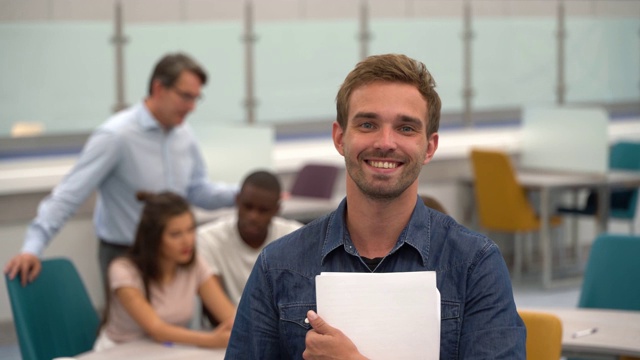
left=306, top=310, right=332, bottom=335
left=27, top=261, right=41, bottom=284
left=4, top=259, right=18, bottom=280
left=3, top=254, right=41, bottom=287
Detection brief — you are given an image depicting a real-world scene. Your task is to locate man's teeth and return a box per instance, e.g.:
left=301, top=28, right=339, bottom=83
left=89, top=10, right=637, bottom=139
left=370, top=161, right=398, bottom=169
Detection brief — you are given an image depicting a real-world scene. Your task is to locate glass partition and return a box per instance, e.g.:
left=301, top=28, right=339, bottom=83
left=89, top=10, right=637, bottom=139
left=0, top=0, right=638, bottom=141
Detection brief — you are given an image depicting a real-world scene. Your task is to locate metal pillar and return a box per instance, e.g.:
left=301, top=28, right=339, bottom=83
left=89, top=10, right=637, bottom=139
left=462, top=0, right=474, bottom=127
left=358, top=0, right=371, bottom=61
left=111, top=0, right=129, bottom=113
left=243, top=0, right=258, bottom=125
left=556, top=0, right=566, bottom=105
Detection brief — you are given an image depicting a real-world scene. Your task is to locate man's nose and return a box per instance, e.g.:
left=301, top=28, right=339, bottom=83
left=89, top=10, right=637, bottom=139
left=374, top=127, right=397, bottom=151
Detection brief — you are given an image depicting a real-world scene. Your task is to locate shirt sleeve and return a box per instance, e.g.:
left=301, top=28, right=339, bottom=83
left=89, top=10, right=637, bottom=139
left=184, top=134, right=238, bottom=210
left=458, top=243, right=526, bottom=359
left=22, top=128, right=122, bottom=256
left=226, top=253, right=284, bottom=359
left=109, top=258, right=144, bottom=291
left=194, top=255, right=214, bottom=286
left=196, top=223, right=223, bottom=275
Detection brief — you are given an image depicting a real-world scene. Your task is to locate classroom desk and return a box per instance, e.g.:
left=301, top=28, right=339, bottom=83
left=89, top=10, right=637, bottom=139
left=526, top=307, right=640, bottom=359
left=460, top=169, right=640, bottom=288
left=75, top=340, right=225, bottom=360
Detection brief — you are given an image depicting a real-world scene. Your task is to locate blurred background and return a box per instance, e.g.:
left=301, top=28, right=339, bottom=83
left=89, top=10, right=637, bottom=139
left=1, top=0, right=638, bottom=139
left=1, top=2, right=640, bottom=358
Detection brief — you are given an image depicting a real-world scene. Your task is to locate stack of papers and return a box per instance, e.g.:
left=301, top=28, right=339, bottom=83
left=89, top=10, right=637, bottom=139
left=315, top=271, right=440, bottom=360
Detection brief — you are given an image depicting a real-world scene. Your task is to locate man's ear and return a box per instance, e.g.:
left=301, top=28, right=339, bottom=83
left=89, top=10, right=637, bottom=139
left=150, top=79, right=165, bottom=97
left=423, top=132, right=439, bottom=165
left=332, top=121, right=345, bottom=156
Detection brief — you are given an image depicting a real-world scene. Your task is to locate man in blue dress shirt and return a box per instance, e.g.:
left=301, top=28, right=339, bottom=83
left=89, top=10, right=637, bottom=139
left=226, top=54, right=526, bottom=359
left=5, top=53, right=237, bottom=286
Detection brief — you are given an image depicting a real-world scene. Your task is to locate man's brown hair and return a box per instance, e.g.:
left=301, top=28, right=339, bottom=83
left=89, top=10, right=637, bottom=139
left=335, top=54, right=441, bottom=137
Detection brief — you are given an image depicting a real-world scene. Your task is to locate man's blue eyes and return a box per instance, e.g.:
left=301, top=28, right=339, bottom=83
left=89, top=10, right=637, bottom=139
left=359, top=123, right=414, bottom=132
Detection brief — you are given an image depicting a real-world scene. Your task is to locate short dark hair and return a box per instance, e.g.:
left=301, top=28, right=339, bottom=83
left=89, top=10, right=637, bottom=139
left=147, top=53, right=207, bottom=96
left=335, top=53, right=441, bottom=137
left=241, top=170, right=281, bottom=195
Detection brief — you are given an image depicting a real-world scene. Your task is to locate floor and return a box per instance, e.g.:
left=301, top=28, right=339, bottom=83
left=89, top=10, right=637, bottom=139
left=0, top=278, right=581, bottom=360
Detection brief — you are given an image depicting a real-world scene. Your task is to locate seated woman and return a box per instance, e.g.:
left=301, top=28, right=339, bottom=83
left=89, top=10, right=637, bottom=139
left=94, top=191, right=235, bottom=350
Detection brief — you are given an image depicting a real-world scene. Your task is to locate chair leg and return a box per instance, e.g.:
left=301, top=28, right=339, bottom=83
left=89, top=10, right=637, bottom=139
left=567, top=215, right=581, bottom=263
left=523, top=232, right=533, bottom=272
left=513, top=233, right=523, bottom=281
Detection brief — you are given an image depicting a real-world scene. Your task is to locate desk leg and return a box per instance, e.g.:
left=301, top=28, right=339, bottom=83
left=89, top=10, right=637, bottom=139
left=458, top=180, right=475, bottom=229
left=596, top=186, right=610, bottom=234
left=540, top=188, right=552, bottom=288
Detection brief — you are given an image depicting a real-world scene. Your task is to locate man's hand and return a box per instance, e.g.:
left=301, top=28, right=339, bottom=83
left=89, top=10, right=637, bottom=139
left=303, top=310, right=367, bottom=360
left=3, top=253, right=41, bottom=287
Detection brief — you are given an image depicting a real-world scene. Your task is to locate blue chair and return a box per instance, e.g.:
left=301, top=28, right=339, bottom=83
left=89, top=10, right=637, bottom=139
left=5, top=257, right=100, bottom=360
left=578, top=234, right=640, bottom=311
left=559, top=141, right=640, bottom=233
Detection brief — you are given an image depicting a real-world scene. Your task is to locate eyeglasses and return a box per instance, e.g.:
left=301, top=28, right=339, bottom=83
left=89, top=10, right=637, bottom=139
left=170, top=87, right=203, bottom=103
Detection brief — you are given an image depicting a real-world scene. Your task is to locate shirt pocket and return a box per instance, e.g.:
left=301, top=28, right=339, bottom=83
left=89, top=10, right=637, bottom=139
left=279, top=303, right=315, bottom=338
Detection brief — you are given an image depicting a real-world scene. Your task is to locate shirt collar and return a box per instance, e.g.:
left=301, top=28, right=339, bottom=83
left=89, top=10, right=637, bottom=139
left=137, top=101, right=165, bottom=131
left=321, top=196, right=431, bottom=266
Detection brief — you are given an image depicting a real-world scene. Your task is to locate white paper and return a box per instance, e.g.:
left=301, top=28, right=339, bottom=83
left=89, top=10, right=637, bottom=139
left=315, top=271, right=440, bottom=360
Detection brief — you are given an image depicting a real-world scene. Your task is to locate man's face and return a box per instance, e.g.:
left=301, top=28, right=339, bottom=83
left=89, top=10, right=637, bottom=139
left=332, top=81, right=438, bottom=200
left=155, top=70, right=202, bottom=129
left=236, top=183, right=280, bottom=247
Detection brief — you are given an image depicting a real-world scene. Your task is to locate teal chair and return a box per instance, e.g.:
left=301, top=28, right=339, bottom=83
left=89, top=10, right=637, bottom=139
left=578, top=234, right=640, bottom=310
left=5, top=257, right=100, bottom=360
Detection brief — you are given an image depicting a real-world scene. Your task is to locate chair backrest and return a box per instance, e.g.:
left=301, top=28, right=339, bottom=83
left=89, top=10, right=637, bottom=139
left=290, top=163, right=340, bottom=199
left=578, top=234, right=640, bottom=311
left=470, top=149, right=539, bottom=232
left=518, top=310, right=563, bottom=360
left=609, top=141, right=640, bottom=218
left=5, top=257, right=100, bottom=360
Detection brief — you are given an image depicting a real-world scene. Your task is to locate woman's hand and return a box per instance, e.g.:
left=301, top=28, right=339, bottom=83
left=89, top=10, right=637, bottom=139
left=207, top=317, right=234, bottom=348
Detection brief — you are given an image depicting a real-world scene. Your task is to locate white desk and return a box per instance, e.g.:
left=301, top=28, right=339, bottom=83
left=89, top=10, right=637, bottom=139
left=75, top=340, right=225, bottom=360
left=518, top=169, right=640, bottom=288
left=526, top=307, right=640, bottom=359
left=460, top=169, right=640, bottom=288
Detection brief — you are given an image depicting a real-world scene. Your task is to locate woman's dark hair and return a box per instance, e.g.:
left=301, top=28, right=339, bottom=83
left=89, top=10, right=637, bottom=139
left=100, top=191, right=195, bottom=329
left=129, top=191, right=196, bottom=300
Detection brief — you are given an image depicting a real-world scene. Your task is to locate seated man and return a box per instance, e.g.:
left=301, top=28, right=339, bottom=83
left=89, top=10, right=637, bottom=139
left=197, top=170, right=303, bottom=307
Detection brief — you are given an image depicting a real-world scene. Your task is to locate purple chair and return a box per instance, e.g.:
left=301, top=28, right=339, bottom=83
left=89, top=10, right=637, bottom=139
left=290, top=163, right=340, bottom=199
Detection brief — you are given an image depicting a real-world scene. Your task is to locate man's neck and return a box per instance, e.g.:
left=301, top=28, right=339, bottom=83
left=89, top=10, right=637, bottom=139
left=345, top=183, right=418, bottom=259
left=144, top=98, right=172, bottom=131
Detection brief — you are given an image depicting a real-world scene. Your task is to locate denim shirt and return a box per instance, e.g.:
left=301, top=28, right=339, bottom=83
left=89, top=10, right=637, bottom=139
left=226, top=197, right=526, bottom=359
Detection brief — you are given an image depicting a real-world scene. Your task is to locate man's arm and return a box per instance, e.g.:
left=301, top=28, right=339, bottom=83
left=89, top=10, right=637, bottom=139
left=4, top=129, right=121, bottom=285
left=225, top=254, right=282, bottom=359
left=185, top=137, right=237, bottom=210
left=458, top=243, right=526, bottom=359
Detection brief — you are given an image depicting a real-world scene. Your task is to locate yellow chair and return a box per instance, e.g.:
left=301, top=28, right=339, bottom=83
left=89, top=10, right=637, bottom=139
left=519, top=310, right=563, bottom=360
left=470, top=149, right=562, bottom=277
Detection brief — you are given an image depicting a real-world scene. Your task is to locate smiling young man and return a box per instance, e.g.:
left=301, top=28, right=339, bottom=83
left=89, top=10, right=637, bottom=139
left=225, top=54, right=525, bottom=359
left=5, top=53, right=237, bottom=287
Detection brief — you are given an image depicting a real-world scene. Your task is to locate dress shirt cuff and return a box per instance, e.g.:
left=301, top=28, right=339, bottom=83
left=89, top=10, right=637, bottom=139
left=21, top=239, right=45, bottom=258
